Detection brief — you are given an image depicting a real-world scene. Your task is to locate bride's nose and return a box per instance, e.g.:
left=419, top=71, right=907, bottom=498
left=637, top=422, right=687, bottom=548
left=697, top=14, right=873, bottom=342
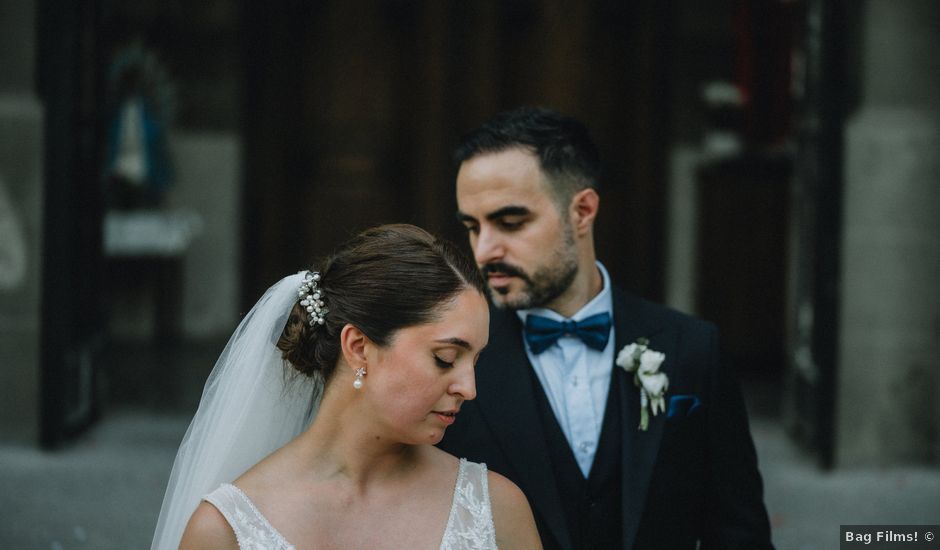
left=448, top=366, right=477, bottom=401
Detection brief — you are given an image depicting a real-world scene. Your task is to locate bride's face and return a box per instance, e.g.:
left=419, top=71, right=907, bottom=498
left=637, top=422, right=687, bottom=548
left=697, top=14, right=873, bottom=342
left=365, top=287, right=489, bottom=445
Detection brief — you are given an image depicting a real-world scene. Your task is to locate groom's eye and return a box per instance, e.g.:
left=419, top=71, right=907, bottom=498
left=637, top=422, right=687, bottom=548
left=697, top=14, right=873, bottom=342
left=496, top=217, right=526, bottom=231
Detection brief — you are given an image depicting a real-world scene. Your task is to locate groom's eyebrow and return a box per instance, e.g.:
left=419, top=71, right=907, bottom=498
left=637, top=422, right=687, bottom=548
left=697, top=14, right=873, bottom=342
left=484, top=205, right=530, bottom=220
left=455, top=205, right=531, bottom=224
left=435, top=337, right=473, bottom=351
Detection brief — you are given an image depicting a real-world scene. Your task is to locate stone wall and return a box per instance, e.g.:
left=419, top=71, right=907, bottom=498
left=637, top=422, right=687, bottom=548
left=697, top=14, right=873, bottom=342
left=835, top=0, right=940, bottom=465
left=0, top=0, right=43, bottom=443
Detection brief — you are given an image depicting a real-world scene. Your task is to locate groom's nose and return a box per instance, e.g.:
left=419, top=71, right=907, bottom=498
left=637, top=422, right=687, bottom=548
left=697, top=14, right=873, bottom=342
left=472, top=225, right=506, bottom=266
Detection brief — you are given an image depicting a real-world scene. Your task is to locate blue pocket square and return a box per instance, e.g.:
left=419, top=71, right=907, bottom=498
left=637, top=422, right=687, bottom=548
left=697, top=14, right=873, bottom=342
left=667, top=394, right=702, bottom=418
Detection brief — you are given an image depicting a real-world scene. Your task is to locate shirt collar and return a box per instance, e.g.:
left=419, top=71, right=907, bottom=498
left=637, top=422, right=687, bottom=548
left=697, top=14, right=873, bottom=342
left=516, top=261, right=613, bottom=323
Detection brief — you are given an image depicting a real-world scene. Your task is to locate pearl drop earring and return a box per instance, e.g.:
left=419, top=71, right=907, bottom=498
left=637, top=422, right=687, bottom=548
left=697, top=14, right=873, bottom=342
left=353, top=367, right=366, bottom=389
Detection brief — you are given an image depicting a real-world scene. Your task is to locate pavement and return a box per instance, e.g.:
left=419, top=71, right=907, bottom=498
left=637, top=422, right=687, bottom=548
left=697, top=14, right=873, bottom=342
left=752, top=416, right=940, bottom=548
left=1, top=375, right=938, bottom=549
left=0, top=411, right=190, bottom=549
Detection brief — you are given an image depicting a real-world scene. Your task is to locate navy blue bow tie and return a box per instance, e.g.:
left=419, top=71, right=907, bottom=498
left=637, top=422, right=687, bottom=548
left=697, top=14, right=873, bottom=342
left=524, top=312, right=612, bottom=354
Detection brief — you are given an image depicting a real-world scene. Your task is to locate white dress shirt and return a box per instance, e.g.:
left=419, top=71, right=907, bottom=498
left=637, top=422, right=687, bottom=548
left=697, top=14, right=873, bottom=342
left=517, top=261, right=615, bottom=477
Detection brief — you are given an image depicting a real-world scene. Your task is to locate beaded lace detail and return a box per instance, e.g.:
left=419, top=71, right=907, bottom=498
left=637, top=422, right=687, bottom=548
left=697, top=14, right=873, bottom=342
left=204, top=484, right=294, bottom=550
left=204, top=459, right=496, bottom=549
left=440, top=459, right=498, bottom=549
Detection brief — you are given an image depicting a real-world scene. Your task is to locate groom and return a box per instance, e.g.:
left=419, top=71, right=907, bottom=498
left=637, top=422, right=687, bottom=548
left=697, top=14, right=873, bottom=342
left=438, top=107, right=773, bottom=549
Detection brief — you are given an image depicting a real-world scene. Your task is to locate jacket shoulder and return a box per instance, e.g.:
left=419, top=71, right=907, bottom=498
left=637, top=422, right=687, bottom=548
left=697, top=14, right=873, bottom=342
left=612, top=286, right=717, bottom=336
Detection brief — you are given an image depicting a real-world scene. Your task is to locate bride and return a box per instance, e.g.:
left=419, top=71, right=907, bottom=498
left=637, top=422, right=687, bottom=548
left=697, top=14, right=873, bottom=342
left=152, top=224, right=541, bottom=549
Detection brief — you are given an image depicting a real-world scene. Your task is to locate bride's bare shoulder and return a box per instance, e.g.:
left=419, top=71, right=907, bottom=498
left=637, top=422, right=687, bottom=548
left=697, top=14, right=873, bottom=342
left=424, top=444, right=462, bottom=468
left=233, top=441, right=300, bottom=493
left=179, top=501, right=239, bottom=550
left=487, top=470, right=543, bottom=550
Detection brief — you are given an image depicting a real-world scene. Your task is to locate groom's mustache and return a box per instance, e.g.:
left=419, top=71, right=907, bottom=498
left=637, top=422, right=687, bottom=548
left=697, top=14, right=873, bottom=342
left=481, top=262, right=531, bottom=283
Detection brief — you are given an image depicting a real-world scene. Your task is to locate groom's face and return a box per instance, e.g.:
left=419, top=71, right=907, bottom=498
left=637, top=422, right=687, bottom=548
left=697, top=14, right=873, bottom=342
left=456, top=147, right=579, bottom=311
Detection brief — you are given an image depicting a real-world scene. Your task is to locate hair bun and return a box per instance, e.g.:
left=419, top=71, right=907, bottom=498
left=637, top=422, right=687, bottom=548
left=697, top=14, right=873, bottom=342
left=277, top=303, right=320, bottom=376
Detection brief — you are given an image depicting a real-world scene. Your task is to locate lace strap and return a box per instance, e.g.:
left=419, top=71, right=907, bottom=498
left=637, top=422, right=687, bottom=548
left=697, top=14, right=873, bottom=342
left=440, top=459, right=497, bottom=549
left=204, top=484, right=295, bottom=550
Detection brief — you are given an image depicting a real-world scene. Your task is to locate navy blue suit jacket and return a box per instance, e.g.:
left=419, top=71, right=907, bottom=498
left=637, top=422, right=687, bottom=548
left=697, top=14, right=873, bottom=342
left=438, top=287, right=774, bottom=549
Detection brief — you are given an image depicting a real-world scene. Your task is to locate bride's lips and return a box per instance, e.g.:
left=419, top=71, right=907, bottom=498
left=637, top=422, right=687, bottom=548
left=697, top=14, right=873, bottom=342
left=434, top=410, right=458, bottom=426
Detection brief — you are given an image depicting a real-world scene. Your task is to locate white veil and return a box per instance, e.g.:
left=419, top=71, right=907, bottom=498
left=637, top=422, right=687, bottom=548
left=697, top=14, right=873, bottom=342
left=151, top=272, right=320, bottom=549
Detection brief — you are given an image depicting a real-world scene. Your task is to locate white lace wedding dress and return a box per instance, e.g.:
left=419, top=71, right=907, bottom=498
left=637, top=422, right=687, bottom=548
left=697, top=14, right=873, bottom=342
left=204, top=459, right=498, bottom=550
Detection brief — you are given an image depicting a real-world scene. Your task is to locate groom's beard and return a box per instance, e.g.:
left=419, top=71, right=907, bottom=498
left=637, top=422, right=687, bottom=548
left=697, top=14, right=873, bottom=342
left=481, top=229, right=578, bottom=311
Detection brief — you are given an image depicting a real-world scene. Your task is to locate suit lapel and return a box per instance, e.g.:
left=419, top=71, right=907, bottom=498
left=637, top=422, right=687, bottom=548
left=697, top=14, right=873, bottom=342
left=473, top=307, right=574, bottom=550
left=612, top=289, right=677, bottom=550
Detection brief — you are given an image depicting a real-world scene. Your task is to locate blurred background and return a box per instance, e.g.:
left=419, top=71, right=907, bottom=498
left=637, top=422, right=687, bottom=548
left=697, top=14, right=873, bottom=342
left=1, top=0, right=938, bottom=548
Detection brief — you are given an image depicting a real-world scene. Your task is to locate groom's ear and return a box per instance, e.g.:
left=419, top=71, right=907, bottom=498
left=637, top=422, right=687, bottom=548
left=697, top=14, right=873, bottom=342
left=339, top=324, right=370, bottom=369
left=569, top=187, right=599, bottom=237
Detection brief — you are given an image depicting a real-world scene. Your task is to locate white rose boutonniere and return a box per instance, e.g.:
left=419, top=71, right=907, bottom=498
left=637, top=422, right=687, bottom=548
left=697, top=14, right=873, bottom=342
left=616, top=337, right=668, bottom=431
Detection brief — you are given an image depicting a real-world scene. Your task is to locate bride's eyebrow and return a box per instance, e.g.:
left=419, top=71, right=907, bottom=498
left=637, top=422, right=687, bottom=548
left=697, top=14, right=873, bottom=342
left=434, top=337, right=472, bottom=351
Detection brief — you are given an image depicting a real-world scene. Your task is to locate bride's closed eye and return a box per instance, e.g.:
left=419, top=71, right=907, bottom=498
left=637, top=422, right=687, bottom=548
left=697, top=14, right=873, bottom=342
left=433, top=349, right=458, bottom=369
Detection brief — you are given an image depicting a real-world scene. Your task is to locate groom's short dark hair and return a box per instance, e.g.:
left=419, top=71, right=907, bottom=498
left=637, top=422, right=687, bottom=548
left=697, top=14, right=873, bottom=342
left=454, top=106, right=602, bottom=204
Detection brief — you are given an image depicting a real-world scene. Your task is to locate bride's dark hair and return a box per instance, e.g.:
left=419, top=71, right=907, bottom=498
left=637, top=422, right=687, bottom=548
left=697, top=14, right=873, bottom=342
left=277, top=224, right=485, bottom=381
